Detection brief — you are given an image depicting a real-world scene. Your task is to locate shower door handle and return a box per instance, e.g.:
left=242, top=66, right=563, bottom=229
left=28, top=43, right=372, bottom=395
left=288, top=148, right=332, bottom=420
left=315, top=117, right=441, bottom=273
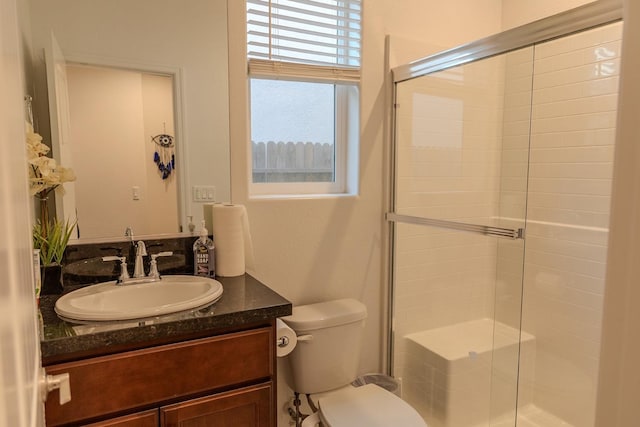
left=386, top=213, right=524, bottom=240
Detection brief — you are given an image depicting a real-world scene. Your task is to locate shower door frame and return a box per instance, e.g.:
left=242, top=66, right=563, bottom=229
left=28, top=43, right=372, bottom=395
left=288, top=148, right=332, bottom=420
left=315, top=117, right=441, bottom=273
left=386, top=0, right=623, bottom=387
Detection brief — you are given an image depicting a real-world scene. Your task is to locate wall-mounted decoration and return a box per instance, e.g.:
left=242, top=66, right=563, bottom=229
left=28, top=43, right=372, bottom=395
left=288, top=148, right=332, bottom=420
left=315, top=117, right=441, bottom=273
left=152, top=132, right=175, bottom=180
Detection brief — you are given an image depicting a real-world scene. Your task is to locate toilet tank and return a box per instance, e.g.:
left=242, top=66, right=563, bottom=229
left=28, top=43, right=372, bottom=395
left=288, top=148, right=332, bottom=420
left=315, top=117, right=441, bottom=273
left=281, top=299, right=367, bottom=394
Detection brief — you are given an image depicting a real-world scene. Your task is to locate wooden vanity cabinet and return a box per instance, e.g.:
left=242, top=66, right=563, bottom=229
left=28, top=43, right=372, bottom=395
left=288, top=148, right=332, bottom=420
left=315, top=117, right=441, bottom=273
left=44, top=326, right=275, bottom=427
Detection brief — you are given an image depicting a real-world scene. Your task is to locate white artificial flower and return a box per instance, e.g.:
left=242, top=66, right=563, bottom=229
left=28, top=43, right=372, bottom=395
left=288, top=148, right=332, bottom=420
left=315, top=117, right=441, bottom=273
left=25, top=128, right=75, bottom=197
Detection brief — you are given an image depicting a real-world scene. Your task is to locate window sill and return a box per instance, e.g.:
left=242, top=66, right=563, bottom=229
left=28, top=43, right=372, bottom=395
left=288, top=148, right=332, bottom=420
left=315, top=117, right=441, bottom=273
left=248, top=192, right=359, bottom=201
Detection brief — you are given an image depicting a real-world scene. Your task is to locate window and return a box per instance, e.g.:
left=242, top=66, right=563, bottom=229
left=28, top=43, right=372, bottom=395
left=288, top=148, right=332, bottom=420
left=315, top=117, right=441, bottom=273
left=246, top=0, right=361, bottom=196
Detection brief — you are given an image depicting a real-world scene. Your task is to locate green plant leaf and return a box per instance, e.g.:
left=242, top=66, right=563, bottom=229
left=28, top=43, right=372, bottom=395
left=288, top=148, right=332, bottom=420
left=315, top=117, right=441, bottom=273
left=33, top=218, right=76, bottom=266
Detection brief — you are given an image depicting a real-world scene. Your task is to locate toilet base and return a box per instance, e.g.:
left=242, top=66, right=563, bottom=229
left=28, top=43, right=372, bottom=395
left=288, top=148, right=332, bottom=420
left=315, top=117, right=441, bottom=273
left=301, top=412, right=321, bottom=427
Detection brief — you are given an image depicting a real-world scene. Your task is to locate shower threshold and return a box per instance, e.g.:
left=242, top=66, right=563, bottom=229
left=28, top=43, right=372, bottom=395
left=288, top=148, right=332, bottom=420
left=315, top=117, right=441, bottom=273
left=489, top=404, right=574, bottom=427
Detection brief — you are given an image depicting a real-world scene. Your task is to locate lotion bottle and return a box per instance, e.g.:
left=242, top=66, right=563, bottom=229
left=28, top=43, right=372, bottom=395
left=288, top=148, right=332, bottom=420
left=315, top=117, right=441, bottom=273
left=193, top=220, right=215, bottom=277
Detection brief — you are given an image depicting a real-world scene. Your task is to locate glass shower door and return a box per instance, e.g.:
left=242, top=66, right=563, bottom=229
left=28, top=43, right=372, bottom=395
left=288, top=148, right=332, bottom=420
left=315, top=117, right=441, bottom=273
left=389, top=17, right=622, bottom=427
left=389, top=46, right=535, bottom=427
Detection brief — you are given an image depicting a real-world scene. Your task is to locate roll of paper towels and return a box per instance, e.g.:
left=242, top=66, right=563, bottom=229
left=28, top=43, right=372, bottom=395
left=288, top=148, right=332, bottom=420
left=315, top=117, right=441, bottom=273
left=276, top=318, right=297, bottom=357
left=207, top=203, right=255, bottom=277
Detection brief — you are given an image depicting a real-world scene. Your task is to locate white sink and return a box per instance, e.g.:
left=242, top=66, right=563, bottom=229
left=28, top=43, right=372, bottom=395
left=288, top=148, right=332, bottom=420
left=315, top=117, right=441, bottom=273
left=55, top=275, right=223, bottom=322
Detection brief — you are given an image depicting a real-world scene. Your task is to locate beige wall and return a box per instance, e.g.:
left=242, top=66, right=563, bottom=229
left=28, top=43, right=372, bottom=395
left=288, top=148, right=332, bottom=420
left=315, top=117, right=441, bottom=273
left=141, top=74, right=180, bottom=235
left=502, top=0, right=596, bottom=29
left=229, top=1, right=504, bottom=425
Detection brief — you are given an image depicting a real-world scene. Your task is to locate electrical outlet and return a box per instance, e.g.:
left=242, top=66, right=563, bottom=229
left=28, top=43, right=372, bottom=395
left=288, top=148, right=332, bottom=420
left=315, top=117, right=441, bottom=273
left=192, top=185, right=216, bottom=202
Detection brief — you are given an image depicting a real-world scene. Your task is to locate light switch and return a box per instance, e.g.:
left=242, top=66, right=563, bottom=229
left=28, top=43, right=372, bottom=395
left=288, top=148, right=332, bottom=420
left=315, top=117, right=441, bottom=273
left=192, top=186, right=215, bottom=202
left=132, top=186, right=140, bottom=201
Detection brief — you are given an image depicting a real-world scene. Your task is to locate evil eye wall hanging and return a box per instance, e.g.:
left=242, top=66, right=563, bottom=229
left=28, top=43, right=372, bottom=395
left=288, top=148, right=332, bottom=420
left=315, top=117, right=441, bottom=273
left=152, top=133, right=175, bottom=180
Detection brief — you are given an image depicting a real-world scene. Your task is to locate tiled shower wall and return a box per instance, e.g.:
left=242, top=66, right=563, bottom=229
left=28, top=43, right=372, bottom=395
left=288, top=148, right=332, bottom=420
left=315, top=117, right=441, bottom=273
left=393, top=20, right=621, bottom=427
left=514, top=21, right=622, bottom=426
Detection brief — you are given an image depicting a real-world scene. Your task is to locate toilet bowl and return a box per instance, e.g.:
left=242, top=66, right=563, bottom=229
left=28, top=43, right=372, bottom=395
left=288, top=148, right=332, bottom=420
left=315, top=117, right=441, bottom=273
left=281, top=299, right=426, bottom=427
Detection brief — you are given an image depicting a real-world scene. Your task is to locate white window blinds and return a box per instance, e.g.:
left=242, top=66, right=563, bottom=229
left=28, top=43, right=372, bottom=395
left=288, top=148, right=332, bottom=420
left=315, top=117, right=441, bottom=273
left=247, top=0, right=361, bottom=82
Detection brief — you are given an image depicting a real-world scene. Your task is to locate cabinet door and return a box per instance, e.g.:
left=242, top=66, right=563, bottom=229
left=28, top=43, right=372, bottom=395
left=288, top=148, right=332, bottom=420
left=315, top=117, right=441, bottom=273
left=84, top=409, right=159, bottom=427
left=161, top=383, right=272, bottom=427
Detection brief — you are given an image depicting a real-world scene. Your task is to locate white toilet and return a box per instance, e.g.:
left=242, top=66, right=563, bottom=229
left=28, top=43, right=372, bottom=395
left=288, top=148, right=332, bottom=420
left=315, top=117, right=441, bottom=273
left=281, top=299, right=427, bottom=427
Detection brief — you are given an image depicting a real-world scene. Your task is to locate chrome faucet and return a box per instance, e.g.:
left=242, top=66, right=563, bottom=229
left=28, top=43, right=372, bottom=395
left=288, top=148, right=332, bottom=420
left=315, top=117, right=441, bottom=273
left=103, top=243, right=173, bottom=285
left=133, top=241, right=147, bottom=278
left=124, top=226, right=134, bottom=242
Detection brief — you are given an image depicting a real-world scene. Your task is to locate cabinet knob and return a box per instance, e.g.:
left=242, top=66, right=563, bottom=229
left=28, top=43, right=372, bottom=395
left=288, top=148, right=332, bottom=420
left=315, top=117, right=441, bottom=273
left=40, top=368, right=71, bottom=405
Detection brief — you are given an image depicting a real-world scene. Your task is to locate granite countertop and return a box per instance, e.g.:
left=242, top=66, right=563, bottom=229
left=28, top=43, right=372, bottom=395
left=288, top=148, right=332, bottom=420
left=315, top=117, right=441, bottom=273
left=40, top=274, right=292, bottom=365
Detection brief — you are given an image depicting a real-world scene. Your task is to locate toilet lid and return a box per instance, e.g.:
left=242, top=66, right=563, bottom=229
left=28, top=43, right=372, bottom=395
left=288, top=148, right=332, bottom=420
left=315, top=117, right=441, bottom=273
left=317, top=384, right=427, bottom=427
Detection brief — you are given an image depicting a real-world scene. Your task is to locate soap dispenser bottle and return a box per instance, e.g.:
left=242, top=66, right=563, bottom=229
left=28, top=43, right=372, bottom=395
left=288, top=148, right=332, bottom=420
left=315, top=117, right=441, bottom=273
left=193, top=220, right=215, bottom=277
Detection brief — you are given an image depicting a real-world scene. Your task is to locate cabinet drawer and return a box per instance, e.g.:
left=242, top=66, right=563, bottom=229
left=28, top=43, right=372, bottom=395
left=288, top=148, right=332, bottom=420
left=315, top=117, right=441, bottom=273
left=162, top=382, right=272, bottom=427
left=84, top=409, right=159, bottom=427
left=45, top=328, right=273, bottom=426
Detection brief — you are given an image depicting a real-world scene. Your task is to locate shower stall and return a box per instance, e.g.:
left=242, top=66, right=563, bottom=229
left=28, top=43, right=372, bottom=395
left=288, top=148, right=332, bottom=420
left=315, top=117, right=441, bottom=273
left=387, top=2, right=622, bottom=427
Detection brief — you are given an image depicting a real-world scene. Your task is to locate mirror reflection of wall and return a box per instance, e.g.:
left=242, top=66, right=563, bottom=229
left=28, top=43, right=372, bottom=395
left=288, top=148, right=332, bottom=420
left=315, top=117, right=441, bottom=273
left=66, top=64, right=179, bottom=239
left=28, top=0, right=230, bottom=241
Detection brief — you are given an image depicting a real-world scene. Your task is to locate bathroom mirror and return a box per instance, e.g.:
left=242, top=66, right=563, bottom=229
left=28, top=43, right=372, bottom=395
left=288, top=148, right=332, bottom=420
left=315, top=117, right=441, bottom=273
left=27, top=0, right=231, bottom=241
left=66, top=63, right=180, bottom=239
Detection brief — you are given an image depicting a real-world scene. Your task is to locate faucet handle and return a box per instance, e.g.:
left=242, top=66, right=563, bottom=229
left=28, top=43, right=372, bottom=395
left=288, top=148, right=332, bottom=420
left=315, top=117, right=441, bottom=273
left=102, top=256, right=130, bottom=283
left=151, top=251, right=173, bottom=259
left=148, top=252, right=173, bottom=279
